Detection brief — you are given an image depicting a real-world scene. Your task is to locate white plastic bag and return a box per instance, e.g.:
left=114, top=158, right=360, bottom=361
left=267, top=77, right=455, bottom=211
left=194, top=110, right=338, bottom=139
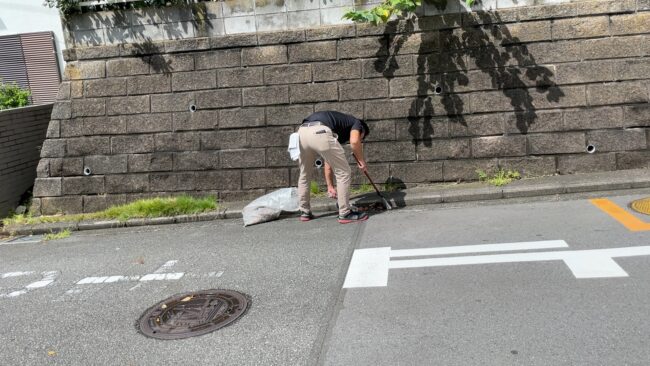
left=287, top=132, right=300, bottom=161
left=242, top=188, right=299, bottom=226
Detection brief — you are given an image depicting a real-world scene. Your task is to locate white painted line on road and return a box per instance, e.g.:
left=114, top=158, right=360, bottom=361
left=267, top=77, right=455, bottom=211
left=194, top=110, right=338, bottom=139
left=77, top=276, right=108, bottom=284
left=75, top=271, right=218, bottom=286
left=5, top=290, right=27, bottom=297
left=344, top=241, right=650, bottom=288
left=129, top=259, right=179, bottom=291
left=390, top=240, right=568, bottom=258
left=25, top=272, right=58, bottom=289
left=1, top=261, right=223, bottom=300
left=0, top=271, right=59, bottom=298
left=1, top=271, right=35, bottom=278
left=343, top=247, right=391, bottom=288
left=139, top=273, right=185, bottom=281
left=200, top=271, right=224, bottom=278
left=562, top=254, right=628, bottom=278
left=155, top=260, right=178, bottom=272
left=105, top=275, right=128, bottom=283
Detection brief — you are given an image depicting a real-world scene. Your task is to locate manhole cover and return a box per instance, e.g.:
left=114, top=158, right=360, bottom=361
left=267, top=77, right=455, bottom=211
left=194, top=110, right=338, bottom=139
left=630, top=198, right=650, bottom=215
left=137, top=289, right=249, bottom=340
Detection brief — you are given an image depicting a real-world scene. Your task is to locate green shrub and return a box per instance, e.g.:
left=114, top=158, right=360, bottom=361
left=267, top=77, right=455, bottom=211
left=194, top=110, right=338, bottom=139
left=0, top=81, right=30, bottom=111
left=344, top=0, right=474, bottom=26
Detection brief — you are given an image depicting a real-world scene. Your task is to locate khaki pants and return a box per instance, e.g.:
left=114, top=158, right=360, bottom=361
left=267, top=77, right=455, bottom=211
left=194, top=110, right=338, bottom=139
left=298, top=124, right=351, bottom=217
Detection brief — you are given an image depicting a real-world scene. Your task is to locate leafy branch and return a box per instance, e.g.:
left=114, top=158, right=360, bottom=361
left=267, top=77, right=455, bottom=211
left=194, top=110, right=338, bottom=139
left=0, top=81, right=30, bottom=111
left=343, top=0, right=475, bottom=25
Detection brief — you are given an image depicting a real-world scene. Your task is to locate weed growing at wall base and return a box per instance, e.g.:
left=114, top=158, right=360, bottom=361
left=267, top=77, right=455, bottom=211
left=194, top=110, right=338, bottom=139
left=477, top=169, right=521, bottom=187
left=44, top=229, right=71, bottom=241
left=2, top=195, right=217, bottom=227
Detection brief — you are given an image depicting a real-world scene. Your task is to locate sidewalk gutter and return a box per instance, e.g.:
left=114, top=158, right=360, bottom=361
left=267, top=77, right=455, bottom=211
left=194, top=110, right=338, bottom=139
left=2, top=169, right=649, bottom=236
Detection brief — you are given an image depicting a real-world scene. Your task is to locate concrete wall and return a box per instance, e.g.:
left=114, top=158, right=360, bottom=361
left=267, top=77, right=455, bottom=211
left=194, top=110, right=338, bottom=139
left=0, top=0, right=66, bottom=72
left=64, top=0, right=372, bottom=48
left=33, top=0, right=650, bottom=214
left=62, top=0, right=575, bottom=48
left=0, top=104, right=53, bottom=217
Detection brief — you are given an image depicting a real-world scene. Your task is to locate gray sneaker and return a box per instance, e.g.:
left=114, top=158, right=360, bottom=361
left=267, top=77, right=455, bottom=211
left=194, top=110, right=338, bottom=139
left=338, top=210, right=368, bottom=224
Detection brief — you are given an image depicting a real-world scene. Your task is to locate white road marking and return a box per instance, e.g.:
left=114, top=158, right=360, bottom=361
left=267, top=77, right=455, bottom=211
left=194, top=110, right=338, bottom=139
left=344, top=241, right=650, bottom=288
left=155, top=260, right=178, bottom=272
left=0, top=271, right=59, bottom=298
left=390, top=240, right=568, bottom=257
left=75, top=271, right=220, bottom=285
left=129, top=259, right=179, bottom=291
left=1, top=271, right=35, bottom=278
left=343, top=247, right=391, bottom=288
left=139, top=273, right=184, bottom=281
left=2, top=261, right=223, bottom=299
left=190, top=271, right=223, bottom=278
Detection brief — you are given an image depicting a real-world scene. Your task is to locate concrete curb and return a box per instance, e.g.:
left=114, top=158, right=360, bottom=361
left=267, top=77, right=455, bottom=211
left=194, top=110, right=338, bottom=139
left=3, top=169, right=649, bottom=236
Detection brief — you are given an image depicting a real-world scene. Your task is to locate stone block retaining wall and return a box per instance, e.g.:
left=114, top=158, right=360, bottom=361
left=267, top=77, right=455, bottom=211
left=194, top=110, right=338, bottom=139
left=0, top=104, right=53, bottom=217
left=34, top=0, right=650, bottom=214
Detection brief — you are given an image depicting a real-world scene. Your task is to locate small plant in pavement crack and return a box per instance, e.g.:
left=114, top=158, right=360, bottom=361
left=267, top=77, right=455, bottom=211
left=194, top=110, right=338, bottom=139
left=476, top=169, right=521, bottom=187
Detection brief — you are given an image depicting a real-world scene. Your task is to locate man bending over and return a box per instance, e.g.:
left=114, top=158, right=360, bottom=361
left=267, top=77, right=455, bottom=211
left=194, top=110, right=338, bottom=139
left=297, top=111, right=370, bottom=224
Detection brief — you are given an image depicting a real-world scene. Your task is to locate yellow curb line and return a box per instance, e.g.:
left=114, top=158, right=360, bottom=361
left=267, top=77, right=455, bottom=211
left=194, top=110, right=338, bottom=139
left=590, top=198, right=650, bottom=232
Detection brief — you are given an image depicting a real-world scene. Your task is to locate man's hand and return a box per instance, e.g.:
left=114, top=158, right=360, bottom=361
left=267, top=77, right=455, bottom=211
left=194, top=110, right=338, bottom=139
left=327, top=185, right=338, bottom=198
left=356, top=158, right=368, bottom=173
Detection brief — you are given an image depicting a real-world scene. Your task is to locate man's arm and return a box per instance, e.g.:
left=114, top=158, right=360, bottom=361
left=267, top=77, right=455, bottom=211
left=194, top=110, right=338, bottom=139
left=324, top=162, right=337, bottom=198
left=350, top=129, right=367, bottom=172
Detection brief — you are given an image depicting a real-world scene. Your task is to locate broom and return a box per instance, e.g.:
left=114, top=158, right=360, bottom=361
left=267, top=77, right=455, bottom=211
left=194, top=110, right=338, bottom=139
left=352, top=154, right=393, bottom=210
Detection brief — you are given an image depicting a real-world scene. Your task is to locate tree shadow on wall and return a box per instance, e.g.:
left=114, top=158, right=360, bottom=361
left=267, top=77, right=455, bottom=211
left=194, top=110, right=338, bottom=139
left=64, top=4, right=212, bottom=51
left=373, top=5, right=563, bottom=147
left=131, top=39, right=173, bottom=74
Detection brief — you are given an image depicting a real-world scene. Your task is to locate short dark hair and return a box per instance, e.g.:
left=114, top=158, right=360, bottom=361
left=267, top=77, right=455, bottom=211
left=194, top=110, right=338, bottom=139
left=360, top=120, right=370, bottom=139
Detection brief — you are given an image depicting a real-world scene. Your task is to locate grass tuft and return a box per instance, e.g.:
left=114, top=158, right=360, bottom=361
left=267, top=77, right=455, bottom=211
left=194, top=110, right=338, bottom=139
left=100, top=195, right=217, bottom=222
left=476, top=169, right=521, bottom=186
left=3, top=195, right=217, bottom=227
left=44, top=229, right=71, bottom=241
left=351, top=183, right=374, bottom=194
left=310, top=181, right=322, bottom=196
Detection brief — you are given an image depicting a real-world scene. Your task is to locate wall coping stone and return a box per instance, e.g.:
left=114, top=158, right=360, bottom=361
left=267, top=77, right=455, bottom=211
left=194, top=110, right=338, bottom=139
left=0, top=103, right=55, bottom=116
left=64, top=0, right=647, bottom=61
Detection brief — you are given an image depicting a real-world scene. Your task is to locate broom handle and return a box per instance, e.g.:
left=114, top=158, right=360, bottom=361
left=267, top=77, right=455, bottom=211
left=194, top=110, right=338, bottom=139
left=352, top=154, right=382, bottom=195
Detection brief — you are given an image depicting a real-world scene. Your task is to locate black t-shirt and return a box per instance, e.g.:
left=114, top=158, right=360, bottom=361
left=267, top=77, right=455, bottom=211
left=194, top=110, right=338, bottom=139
left=302, top=111, right=363, bottom=144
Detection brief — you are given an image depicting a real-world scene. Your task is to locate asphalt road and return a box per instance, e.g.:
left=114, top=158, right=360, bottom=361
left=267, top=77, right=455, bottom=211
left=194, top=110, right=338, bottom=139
left=2, top=189, right=650, bottom=365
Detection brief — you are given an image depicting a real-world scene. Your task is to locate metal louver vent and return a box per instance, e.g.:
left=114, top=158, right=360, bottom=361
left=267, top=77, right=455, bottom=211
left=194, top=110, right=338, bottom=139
left=0, top=32, right=61, bottom=105
left=20, top=32, right=61, bottom=105
left=0, top=35, right=29, bottom=89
